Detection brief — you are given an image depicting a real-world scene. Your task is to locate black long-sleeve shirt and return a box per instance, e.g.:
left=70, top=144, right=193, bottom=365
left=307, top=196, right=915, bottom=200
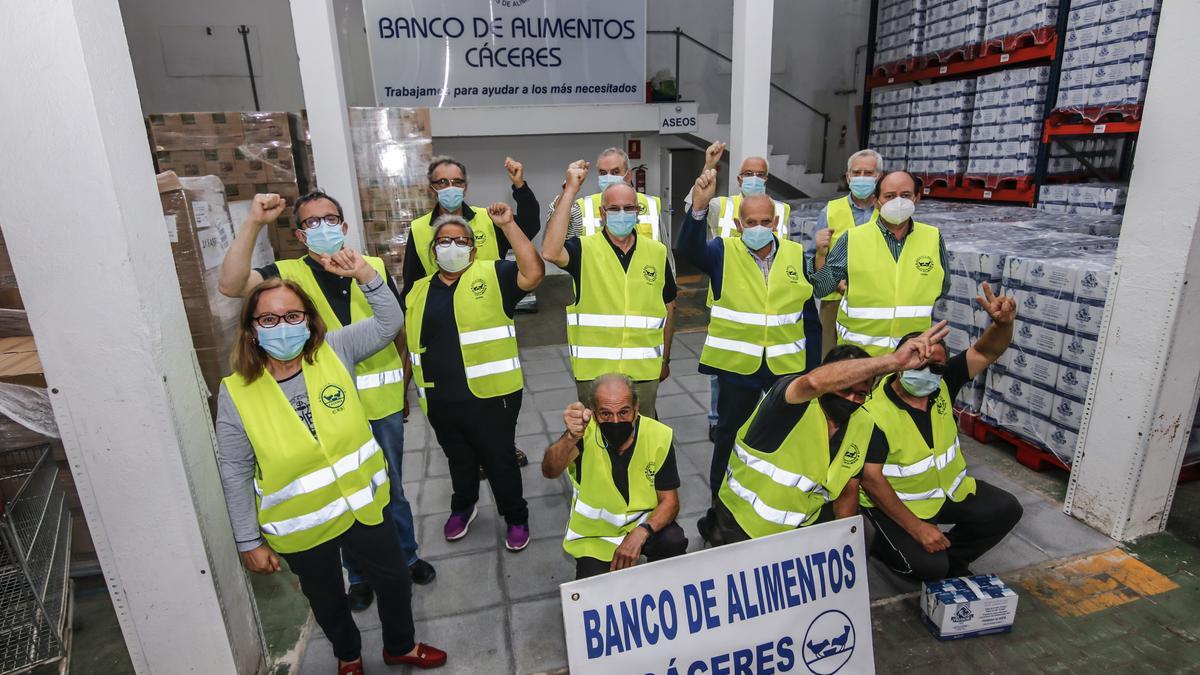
left=400, top=182, right=540, bottom=306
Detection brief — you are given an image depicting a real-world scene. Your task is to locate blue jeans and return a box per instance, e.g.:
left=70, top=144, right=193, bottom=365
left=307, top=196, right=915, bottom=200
left=343, top=411, right=419, bottom=583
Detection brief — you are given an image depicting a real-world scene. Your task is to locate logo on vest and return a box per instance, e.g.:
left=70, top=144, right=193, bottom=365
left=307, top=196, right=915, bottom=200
left=642, top=264, right=658, bottom=284
left=802, top=609, right=856, bottom=675
left=644, top=461, right=658, bottom=484
left=474, top=227, right=488, bottom=246
left=786, top=265, right=800, bottom=283
left=320, top=384, right=346, bottom=410
left=471, top=278, right=488, bottom=299
left=935, top=395, right=948, bottom=416
left=842, top=443, right=861, bottom=467
left=915, top=255, right=934, bottom=275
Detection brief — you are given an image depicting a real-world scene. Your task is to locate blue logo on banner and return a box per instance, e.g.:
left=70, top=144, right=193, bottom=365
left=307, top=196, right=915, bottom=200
left=803, top=609, right=855, bottom=675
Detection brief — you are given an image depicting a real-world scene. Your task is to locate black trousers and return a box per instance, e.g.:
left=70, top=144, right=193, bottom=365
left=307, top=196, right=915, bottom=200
left=709, top=378, right=775, bottom=495
left=864, top=479, right=1023, bottom=581
left=575, top=521, right=689, bottom=579
left=427, top=390, right=528, bottom=524
left=707, top=496, right=835, bottom=547
left=280, top=520, right=415, bottom=662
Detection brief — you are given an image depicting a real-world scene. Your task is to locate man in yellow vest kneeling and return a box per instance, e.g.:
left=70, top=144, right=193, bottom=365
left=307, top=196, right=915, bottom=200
left=542, top=374, right=687, bottom=579
left=860, top=284, right=1023, bottom=581
left=700, top=323, right=951, bottom=547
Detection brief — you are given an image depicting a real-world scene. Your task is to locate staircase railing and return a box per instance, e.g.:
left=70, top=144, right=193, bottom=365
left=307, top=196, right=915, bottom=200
left=648, top=27, right=832, bottom=178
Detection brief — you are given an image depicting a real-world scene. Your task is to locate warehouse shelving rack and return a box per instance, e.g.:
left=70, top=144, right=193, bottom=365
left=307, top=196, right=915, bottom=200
left=0, top=445, right=71, bottom=675
left=861, top=0, right=1142, bottom=205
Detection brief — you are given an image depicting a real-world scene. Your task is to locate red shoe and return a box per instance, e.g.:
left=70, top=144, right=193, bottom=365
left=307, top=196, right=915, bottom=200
left=338, top=659, right=364, bottom=675
left=383, top=643, right=447, bottom=669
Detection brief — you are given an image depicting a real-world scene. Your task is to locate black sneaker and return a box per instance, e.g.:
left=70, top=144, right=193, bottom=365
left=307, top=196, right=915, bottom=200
left=409, top=559, right=437, bottom=585
left=347, top=582, right=373, bottom=612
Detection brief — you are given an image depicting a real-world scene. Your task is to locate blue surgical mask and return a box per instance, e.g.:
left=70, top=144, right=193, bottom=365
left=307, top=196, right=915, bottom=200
left=256, top=322, right=311, bottom=361
left=741, top=175, right=766, bottom=195
left=437, top=186, right=464, bottom=211
left=303, top=223, right=345, bottom=256
left=899, top=368, right=941, bottom=397
left=740, top=225, right=775, bottom=251
left=598, top=174, right=624, bottom=192
left=849, top=176, right=877, bottom=199
left=604, top=211, right=638, bottom=237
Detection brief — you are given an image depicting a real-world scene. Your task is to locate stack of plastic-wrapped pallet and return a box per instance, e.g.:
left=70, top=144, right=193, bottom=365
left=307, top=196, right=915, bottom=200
left=983, top=0, right=1060, bottom=51
left=1056, top=0, right=1161, bottom=120
left=1037, top=183, right=1128, bottom=215
left=907, top=79, right=976, bottom=188
left=874, top=0, right=926, bottom=72
left=869, top=86, right=914, bottom=172
left=920, top=0, right=987, bottom=65
left=965, top=65, right=1050, bottom=187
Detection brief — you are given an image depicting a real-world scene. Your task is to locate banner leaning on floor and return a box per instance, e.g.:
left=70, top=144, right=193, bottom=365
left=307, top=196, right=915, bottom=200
left=560, top=516, right=875, bottom=675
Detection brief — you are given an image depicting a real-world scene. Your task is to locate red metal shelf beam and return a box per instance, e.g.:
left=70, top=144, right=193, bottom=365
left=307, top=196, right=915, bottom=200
left=867, top=38, right=1057, bottom=89
left=921, top=183, right=1037, bottom=205
left=1042, top=118, right=1141, bottom=142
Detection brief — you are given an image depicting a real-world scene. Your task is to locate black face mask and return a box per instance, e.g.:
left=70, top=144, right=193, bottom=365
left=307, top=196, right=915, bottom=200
left=820, top=393, right=861, bottom=427
left=599, top=420, right=635, bottom=449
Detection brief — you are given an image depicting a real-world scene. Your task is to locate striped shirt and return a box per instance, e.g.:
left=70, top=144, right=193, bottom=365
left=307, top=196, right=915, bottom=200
left=807, top=220, right=950, bottom=299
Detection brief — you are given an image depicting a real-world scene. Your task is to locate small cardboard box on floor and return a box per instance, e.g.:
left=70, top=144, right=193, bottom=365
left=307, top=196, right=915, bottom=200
left=922, top=574, right=1019, bottom=640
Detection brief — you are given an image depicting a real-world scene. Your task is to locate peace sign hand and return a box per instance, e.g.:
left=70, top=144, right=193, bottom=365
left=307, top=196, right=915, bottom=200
left=975, top=282, right=1016, bottom=326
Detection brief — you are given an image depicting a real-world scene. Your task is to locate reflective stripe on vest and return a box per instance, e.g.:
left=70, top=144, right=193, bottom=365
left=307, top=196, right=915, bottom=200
left=719, top=398, right=874, bottom=538
left=563, top=418, right=673, bottom=562
left=859, top=379, right=976, bottom=518
left=566, top=233, right=668, bottom=381
left=836, top=221, right=943, bottom=356
left=276, top=256, right=405, bottom=419
left=409, top=207, right=501, bottom=275
left=223, top=341, right=389, bottom=553
left=578, top=192, right=662, bottom=241
left=405, top=260, right=523, bottom=413
left=717, top=195, right=791, bottom=238
left=699, top=236, right=812, bottom=376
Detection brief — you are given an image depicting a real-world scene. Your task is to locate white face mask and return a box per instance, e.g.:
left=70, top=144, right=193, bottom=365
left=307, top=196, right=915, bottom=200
left=879, top=197, right=916, bottom=225
left=435, top=242, right=472, bottom=273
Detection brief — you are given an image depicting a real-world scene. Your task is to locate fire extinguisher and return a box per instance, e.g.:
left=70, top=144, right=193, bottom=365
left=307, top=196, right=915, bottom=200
left=632, top=164, right=647, bottom=193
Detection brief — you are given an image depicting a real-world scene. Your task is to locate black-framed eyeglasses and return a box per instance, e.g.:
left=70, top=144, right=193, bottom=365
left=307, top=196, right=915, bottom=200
left=435, top=236, right=473, bottom=247
left=253, top=310, right=307, bottom=329
left=603, top=205, right=644, bottom=215
left=300, top=214, right=343, bottom=230
left=430, top=178, right=467, bottom=189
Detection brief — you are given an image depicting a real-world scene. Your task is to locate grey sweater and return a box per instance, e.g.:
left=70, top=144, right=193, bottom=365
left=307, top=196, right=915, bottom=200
left=215, top=273, right=402, bottom=552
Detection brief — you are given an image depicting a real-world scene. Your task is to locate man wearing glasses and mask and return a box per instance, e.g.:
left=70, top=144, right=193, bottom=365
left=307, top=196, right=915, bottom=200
left=542, top=160, right=677, bottom=417
left=402, top=155, right=541, bottom=304
left=218, top=190, right=436, bottom=611
left=860, top=284, right=1023, bottom=582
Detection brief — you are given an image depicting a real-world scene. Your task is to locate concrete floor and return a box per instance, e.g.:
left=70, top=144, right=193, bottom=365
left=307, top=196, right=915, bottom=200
left=58, top=305, right=1200, bottom=674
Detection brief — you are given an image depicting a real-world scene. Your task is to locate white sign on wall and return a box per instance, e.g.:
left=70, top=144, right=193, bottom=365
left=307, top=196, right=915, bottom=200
left=560, top=517, right=875, bottom=675
left=362, top=0, right=646, bottom=108
left=659, top=102, right=699, bottom=134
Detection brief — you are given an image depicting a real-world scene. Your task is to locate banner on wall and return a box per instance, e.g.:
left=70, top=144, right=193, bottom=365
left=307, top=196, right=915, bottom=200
left=559, top=517, right=875, bottom=675
left=362, top=0, right=647, bottom=108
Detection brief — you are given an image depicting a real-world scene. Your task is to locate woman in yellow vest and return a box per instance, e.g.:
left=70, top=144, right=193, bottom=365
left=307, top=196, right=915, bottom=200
left=215, top=251, right=446, bottom=672
left=860, top=285, right=1023, bottom=582
left=541, top=374, right=687, bottom=579
left=404, top=205, right=544, bottom=552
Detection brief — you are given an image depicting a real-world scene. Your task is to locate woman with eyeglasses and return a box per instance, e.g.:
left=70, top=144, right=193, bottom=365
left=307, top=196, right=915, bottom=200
left=215, top=249, right=446, bottom=674
left=403, top=204, right=544, bottom=552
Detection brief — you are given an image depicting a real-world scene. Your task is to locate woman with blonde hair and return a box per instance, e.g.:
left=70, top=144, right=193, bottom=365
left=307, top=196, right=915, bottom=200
left=215, top=248, right=445, bottom=674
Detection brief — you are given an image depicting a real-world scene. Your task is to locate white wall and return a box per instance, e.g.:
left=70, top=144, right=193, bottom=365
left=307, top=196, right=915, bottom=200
left=119, top=0, right=304, bottom=112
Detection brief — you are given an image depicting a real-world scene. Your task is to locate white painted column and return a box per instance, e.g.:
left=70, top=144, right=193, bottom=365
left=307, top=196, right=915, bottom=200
left=1064, top=0, right=1200, bottom=541
left=728, top=0, right=775, bottom=194
left=289, top=0, right=366, bottom=250
left=0, top=0, right=263, bottom=672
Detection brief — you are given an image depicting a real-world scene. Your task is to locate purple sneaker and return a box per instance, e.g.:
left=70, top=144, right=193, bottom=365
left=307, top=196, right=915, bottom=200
left=505, top=523, right=530, bottom=551
left=443, top=506, right=478, bottom=541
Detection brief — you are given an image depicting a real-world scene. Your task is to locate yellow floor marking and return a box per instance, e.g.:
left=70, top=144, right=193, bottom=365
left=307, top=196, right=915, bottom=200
left=1023, top=548, right=1179, bottom=618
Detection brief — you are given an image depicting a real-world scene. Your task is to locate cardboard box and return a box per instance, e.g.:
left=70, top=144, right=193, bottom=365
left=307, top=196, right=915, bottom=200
left=923, top=575, right=1018, bottom=640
